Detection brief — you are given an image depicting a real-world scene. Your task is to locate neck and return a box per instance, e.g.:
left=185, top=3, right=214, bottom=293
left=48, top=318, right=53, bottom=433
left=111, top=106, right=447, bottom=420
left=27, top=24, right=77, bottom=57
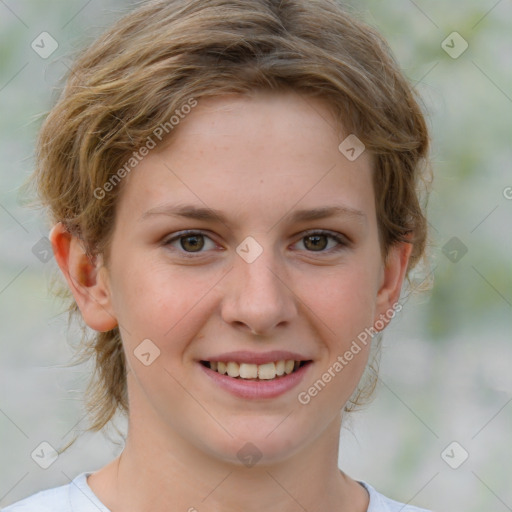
left=87, top=379, right=369, bottom=512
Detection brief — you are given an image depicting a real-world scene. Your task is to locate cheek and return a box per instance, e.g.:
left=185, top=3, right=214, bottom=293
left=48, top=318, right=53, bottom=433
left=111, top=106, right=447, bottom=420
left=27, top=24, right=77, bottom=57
left=294, top=264, right=379, bottom=404
left=109, top=257, right=212, bottom=351
left=299, top=264, right=380, bottom=340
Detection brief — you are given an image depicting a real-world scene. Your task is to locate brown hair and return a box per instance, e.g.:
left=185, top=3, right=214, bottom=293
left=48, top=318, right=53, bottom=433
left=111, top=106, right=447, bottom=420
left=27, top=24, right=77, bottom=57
left=32, top=0, right=431, bottom=449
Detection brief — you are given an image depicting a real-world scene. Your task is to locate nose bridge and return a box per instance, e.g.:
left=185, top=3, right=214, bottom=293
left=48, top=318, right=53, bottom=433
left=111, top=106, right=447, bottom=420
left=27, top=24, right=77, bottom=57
left=221, top=239, right=296, bottom=334
left=241, top=249, right=282, bottom=300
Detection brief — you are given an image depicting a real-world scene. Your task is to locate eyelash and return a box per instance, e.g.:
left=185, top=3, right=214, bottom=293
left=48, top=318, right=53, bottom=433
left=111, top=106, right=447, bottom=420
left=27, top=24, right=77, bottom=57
left=162, top=229, right=349, bottom=258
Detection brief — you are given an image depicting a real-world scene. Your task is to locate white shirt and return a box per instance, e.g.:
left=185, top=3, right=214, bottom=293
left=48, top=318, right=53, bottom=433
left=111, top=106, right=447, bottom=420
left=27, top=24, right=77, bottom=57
left=2, top=472, right=432, bottom=511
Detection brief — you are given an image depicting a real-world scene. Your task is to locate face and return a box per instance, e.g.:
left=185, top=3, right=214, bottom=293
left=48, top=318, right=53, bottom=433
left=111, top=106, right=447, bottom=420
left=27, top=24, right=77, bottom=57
left=57, top=90, right=410, bottom=466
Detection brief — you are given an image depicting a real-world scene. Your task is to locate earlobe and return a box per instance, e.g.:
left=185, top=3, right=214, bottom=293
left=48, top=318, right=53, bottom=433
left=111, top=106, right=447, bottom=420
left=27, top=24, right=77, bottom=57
left=49, top=222, right=118, bottom=332
left=374, top=240, right=413, bottom=329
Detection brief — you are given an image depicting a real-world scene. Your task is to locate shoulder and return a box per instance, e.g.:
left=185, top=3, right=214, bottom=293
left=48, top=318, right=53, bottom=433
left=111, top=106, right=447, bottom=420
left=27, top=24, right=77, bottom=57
left=2, top=482, right=70, bottom=512
left=2, top=472, right=110, bottom=512
left=359, top=481, right=433, bottom=512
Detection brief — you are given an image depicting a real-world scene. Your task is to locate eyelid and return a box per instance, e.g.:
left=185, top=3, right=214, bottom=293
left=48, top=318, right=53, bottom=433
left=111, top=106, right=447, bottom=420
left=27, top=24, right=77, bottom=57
left=298, top=228, right=351, bottom=245
left=163, top=229, right=214, bottom=243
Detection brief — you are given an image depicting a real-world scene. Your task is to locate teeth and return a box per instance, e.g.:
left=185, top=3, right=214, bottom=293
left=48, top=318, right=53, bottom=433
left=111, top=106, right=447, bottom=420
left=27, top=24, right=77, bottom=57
left=258, top=362, right=276, bottom=380
left=226, top=361, right=240, bottom=378
left=239, top=363, right=258, bottom=379
left=208, top=359, right=305, bottom=380
left=284, top=360, right=295, bottom=375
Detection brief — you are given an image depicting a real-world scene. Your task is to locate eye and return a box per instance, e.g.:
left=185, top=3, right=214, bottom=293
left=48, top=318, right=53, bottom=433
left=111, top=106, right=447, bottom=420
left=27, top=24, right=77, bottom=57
left=163, top=230, right=218, bottom=257
left=163, top=229, right=349, bottom=258
left=294, top=230, right=348, bottom=253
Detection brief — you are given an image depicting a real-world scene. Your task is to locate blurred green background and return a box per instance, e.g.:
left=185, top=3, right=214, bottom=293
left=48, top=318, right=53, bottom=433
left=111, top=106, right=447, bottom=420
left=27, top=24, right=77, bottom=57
left=1, top=1, right=511, bottom=510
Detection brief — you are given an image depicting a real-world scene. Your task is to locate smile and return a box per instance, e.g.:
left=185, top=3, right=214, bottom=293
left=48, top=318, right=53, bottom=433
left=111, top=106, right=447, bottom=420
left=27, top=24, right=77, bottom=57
left=200, top=360, right=311, bottom=380
left=198, top=354, right=313, bottom=399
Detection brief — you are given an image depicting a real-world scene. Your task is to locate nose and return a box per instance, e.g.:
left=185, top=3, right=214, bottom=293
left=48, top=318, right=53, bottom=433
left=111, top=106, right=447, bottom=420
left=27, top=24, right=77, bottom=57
left=220, top=247, right=298, bottom=337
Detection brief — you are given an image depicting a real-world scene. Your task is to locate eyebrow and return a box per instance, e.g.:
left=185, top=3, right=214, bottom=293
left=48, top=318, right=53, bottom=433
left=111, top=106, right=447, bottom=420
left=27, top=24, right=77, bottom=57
left=140, top=203, right=367, bottom=225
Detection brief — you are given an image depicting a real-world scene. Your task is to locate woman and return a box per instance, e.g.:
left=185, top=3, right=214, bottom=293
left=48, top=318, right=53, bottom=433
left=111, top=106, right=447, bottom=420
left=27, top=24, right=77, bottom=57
left=5, top=1, right=432, bottom=510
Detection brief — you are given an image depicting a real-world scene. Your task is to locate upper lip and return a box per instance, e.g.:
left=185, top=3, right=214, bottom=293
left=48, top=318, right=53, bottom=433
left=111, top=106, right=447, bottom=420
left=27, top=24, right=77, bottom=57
left=200, top=350, right=312, bottom=365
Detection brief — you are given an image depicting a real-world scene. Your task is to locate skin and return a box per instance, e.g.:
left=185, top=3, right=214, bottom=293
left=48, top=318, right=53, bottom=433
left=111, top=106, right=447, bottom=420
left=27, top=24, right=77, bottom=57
left=51, top=90, right=412, bottom=512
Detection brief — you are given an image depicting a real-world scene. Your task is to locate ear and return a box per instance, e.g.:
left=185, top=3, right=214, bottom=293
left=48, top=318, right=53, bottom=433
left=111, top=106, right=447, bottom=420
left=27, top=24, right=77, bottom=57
left=49, top=222, right=118, bottom=332
left=374, top=239, right=413, bottom=330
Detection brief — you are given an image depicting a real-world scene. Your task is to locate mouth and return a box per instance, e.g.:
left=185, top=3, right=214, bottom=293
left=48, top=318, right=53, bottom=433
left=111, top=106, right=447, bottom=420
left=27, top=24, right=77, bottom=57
left=200, top=359, right=312, bottom=381
left=198, top=350, right=314, bottom=399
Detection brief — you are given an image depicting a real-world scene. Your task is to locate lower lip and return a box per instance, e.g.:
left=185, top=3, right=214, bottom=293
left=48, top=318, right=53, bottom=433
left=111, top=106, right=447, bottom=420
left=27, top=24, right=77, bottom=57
left=199, top=362, right=312, bottom=399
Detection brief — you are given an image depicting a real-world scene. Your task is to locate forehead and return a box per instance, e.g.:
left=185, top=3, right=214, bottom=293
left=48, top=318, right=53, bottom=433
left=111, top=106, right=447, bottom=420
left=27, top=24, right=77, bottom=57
left=115, top=91, right=375, bottom=229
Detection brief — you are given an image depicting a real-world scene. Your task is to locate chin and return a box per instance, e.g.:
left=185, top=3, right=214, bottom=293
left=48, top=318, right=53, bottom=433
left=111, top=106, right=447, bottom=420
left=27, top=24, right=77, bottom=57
left=201, top=420, right=309, bottom=468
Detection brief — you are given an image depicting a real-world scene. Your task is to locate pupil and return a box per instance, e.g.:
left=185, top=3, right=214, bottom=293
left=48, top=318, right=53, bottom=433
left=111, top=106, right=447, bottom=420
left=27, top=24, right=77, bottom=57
left=182, top=235, right=204, bottom=252
left=305, top=235, right=327, bottom=251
